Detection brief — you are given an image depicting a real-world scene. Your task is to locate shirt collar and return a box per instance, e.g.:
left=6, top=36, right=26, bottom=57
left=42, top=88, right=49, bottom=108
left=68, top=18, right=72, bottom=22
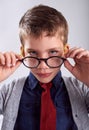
left=52, top=71, right=62, bottom=89
left=28, top=72, right=38, bottom=90
left=28, top=71, right=62, bottom=90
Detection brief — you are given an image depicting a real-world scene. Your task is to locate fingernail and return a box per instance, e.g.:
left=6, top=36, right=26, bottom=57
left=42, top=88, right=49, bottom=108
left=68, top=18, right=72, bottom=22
left=13, top=63, right=15, bottom=66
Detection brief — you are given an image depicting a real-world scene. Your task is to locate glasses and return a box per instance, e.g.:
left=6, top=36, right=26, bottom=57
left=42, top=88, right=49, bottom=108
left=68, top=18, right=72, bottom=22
left=19, top=56, right=66, bottom=69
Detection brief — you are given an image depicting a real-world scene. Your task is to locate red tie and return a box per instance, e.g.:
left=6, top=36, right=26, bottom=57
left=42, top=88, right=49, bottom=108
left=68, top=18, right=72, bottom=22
left=40, top=82, right=56, bottom=130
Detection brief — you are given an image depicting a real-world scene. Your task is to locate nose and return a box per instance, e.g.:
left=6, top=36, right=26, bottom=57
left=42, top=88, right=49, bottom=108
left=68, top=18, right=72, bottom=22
left=37, top=60, right=48, bottom=69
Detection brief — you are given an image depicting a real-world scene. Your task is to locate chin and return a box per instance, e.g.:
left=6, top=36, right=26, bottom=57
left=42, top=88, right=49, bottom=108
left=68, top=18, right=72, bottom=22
left=36, top=76, right=54, bottom=83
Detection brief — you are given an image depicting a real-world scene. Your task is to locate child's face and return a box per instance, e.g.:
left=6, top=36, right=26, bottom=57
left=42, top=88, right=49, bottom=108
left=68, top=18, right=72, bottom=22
left=21, top=32, right=68, bottom=83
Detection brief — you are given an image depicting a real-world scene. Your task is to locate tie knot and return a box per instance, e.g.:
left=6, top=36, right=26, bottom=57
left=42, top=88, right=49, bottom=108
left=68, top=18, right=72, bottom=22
left=40, top=82, right=52, bottom=90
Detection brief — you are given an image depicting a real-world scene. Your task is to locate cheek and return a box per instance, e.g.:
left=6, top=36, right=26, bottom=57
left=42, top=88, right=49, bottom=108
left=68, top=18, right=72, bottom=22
left=30, top=69, right=37, bottom=74
left=53, top=68, right=60, bottom=74
left=61, top=50, right=65, bottom=57
left=30, top=68, right=60, bottom=74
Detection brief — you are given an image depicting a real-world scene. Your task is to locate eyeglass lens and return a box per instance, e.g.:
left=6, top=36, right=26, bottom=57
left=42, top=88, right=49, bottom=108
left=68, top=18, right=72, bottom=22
left=22, top=57, right=64, bottom=68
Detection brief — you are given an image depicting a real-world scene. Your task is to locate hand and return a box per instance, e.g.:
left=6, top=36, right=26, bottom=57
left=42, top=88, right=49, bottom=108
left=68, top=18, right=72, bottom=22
left=64, top=47, right=89, bottom=86
left=0, top=52, right=21, bottom=82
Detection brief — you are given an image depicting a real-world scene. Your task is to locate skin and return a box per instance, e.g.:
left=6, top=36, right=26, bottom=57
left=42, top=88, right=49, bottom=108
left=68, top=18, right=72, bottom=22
left=21, top=33, right=68, bottom=83
left=0, top=32, right=89, bottom=86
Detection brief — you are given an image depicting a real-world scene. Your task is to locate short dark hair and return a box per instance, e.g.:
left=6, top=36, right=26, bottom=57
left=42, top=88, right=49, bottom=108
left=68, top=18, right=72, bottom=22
left=19, top=4, right=68, bottom=44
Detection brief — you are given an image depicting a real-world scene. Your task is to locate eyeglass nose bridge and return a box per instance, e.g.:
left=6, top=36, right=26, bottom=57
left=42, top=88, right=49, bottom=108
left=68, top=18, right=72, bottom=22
left=37, top=58, right=49, bottom=67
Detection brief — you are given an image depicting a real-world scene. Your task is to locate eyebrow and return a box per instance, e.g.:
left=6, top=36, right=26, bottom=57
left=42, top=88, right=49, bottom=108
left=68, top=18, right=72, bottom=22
left=46, top=47, right=63, bottom=54
left=47, top=47, right=63, bottom=51
left=26, top=49, right=35, bottom=51
left=27, top=47, right=63, bottom=51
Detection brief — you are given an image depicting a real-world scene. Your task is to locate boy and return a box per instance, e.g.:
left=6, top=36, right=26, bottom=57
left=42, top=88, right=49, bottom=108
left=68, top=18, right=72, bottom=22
left=0, top=4, right=89, bottom=130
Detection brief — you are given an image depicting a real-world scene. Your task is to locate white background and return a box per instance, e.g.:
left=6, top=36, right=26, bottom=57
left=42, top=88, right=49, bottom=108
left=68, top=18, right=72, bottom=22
left=0, top=0, right=89, bottom=129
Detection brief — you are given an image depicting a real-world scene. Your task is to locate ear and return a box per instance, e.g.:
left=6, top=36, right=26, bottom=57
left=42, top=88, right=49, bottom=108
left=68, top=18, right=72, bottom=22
left=20, top=46, right=25, bottom=57
left=64, top=43, right=69, bottom=55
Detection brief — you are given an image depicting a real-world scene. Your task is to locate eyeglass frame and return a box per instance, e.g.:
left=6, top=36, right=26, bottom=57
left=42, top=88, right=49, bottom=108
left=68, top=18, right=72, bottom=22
left=19, top=56, right=66, bottom=69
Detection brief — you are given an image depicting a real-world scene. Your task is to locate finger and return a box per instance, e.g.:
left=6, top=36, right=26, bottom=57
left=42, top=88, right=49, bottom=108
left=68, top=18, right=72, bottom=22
left=67, top=47, right=85, bottom=58
left=0, top=52, right=5, bottom=65
left=10, top=60, right=21, bottom=70
left=66, top=47, right=77, bottom=57
left=76, top=50, right=89, bottom=59
left=15, top=53, right=22, bottom=60
left=4, top=52, right=12, bottom=67
left=64, top=60, right=74, bottom=73
left=10, top=52, right=17, bottom=66
left=4, top=52, right=21, bottom=67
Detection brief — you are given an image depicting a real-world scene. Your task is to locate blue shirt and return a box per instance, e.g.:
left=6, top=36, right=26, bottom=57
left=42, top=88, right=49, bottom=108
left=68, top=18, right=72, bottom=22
left=14, top=71, right=78, bottom=130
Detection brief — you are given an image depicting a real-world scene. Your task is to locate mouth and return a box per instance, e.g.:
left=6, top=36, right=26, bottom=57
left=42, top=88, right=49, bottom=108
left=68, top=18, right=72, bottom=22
left=36, top=72, right=52, bottom=78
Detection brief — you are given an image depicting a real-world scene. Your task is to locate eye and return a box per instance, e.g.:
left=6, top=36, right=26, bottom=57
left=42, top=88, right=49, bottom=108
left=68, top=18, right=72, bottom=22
left=49, top=50, right=58, bottom=56
left=28, top=51, right=38, bottom=57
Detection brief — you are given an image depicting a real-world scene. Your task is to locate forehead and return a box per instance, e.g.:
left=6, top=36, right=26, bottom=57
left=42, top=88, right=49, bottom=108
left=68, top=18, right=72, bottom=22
left=23, top=33, right=64, bottom=50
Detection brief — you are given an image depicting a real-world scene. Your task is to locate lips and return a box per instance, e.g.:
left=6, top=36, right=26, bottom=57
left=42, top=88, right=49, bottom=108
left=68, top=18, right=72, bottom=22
left=36, top=72, right=52, bottom=78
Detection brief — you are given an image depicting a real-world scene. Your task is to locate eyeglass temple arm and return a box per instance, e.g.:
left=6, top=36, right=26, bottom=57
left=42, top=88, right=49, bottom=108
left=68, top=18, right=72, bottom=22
left=17, top=58, right=23, bottom=62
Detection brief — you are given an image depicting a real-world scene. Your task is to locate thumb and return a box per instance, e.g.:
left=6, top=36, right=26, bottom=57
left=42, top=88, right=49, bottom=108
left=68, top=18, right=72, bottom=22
left=64, top=60, right=74, bottom=73
left=9, top=60, right=21, bottom=73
